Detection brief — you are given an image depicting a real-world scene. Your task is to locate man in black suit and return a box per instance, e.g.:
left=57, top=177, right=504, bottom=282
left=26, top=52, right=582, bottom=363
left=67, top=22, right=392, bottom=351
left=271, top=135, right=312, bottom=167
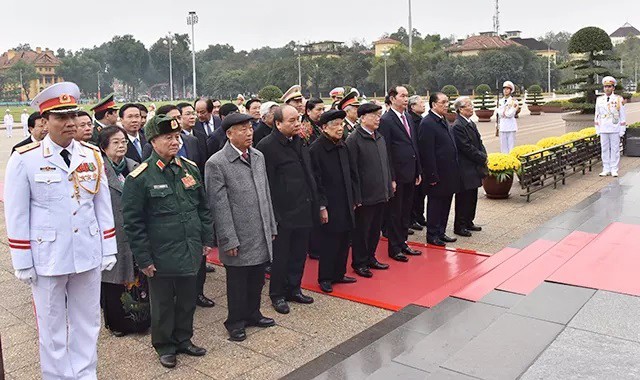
left=177, top=102, right=208, bottom=174
left=408, top=95, right=427, bottom=230
left=194, top=98, right=222, bottom=139
left=451, top=97, right=487, bottom=237
left=120, top=103, right=146, bottom=163
left=418, top=93, right=462, bottom=247
left=206, top=103, right=239, bottom=157
left=11, top=112, right=46, bottom=154
left=253, top=101, right=278, bottom=147
left=378, top=86, right=422, bottom=262
left=256, top=105, right=318, bottom=315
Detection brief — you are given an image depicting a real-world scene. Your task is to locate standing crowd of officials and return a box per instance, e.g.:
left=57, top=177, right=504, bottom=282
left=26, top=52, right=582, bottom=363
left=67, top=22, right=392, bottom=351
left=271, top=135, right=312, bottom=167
left=4, top=80, right=490, bottom=377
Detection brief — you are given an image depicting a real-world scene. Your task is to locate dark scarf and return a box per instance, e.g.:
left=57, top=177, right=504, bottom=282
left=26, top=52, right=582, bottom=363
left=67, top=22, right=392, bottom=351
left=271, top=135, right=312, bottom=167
left=110, top=157, right=128, bottom=176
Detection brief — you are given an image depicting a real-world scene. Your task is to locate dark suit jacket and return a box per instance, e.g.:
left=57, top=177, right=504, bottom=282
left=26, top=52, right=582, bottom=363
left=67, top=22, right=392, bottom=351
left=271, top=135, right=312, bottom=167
left=188, top=129, right=209, bottom=171
left=125, top=131, right=147, bottom=163
left=194, top=115, right=222, bottom=136
left=378, top=108, right=421, bottom=184
left=253, top=120, right=273, bottom=147
left=11, top=136, right=34, bottom=154
left=206, top=127, right=227, bottom=158
left=309, top=134, right=355, bottom=232
left=452, top=115, right=488, bottom=191
left=418, top=111, right=462, bottom=197
left=256, top=127, right=319, bottom=229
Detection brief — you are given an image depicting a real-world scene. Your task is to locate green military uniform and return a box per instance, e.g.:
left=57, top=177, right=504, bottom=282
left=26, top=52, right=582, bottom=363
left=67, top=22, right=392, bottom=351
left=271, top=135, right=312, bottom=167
left=122, top=115, right=214, bottom=356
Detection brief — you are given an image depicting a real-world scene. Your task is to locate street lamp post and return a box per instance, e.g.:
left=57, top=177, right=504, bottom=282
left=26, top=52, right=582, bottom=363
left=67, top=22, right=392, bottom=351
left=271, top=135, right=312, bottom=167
left=382, top=51, right=390, bottom=94
left=408, top=0, right=413, bottom=53
left=296, top=44, right=302, bottom=86
left=547, top=43, right=551, bottom=94
left=164, top=33, right=177, bottom=101
left=187, top=11, right=198, bottom=97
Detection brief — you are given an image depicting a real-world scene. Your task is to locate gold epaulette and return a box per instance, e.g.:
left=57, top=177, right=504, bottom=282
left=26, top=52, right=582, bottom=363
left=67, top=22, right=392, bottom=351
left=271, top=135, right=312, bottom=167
left=80, top=141, right=100, bottom=151
left=129, top=162, right=148, bottom=178
left=181, top=157, right=198, bottom=168
left=15, top=141, right=40, bottom=154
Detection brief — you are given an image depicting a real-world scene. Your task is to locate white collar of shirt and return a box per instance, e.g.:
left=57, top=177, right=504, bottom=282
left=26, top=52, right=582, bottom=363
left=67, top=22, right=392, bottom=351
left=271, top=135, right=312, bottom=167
left=361, top=126, right=375, bottom=135
left=230, top=142, right=248, bottom=157
left=391, top=108, right=406, bottom=122
left=127, top=132, right=141, bottom=143
left=182, top=129, right=192, bottom=136
left=461, top=115, right=472, bottom=124
left=49, top=137, right=75, bottom=155
left=431, top=110, right=444, bottom=120
left=346, top=118, right=356, bottom=127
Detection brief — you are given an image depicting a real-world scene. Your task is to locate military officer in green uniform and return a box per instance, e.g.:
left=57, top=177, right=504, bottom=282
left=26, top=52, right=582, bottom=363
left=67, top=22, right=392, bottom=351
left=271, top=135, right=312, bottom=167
left=122, top=115, right=214, bottom=369
left=89, top=93, right=119, bottom=143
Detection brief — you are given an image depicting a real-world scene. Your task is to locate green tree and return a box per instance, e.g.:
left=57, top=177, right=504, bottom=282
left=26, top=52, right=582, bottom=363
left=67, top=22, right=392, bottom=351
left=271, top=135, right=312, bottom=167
left=7, top=61, right=38, bottom=100
left=106, top=35, right=149, bottom=99
left=58, top=53, right=103, bottom=96
left=258, top=85, right=283, bottom=101
left=149, top=34, right=192, bottom=91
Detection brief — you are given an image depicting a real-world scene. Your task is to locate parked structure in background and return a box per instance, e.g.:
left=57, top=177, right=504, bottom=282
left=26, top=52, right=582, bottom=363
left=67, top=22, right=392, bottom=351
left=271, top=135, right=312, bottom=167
left=0, top=48, right=63, bottom=100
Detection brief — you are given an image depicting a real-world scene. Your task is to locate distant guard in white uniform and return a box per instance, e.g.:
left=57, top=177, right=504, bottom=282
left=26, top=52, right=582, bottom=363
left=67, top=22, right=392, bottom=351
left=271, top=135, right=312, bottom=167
left=595, top=76, right=627, bottom=177
left=20, top=109, right=29, bottom=137
left=497, top=81, right=519, bottom=153
left=3, top=82, right=118, bottom=380
left=4, top=109, right=14, bottom=138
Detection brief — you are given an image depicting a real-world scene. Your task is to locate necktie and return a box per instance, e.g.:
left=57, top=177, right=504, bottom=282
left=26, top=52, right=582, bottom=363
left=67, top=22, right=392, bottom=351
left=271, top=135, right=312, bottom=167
left=133, top=138, right=142, bottom=157
left=60, top=149, right=71, bottom=167
left=400, top=114, right=411, bottom=137
left=241, top=151, right=250, bottom=164
left=204, top=121, right=211, bottom=136
left=607, top=96, right=610, bottom=103
left=371, top=131, right=376, bottom=139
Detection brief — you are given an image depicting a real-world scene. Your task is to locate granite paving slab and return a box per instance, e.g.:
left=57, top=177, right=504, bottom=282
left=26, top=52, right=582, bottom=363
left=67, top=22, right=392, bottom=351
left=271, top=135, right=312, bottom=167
left=569, top=290, right=640, bottom=343
left=509, top=282, right=595, bottom=324
left=478, top=290, right=525, bottom=309
left=367, top=361, right=429, bottom=380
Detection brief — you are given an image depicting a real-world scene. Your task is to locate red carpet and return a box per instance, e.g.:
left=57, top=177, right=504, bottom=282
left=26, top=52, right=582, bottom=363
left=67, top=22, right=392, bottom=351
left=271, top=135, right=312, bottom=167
left=208, top=240, right=487, bottom=311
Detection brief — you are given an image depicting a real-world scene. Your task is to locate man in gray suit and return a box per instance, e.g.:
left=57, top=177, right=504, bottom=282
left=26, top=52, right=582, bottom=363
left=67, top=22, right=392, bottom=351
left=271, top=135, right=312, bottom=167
left=205, top=113, right=277, bottom=342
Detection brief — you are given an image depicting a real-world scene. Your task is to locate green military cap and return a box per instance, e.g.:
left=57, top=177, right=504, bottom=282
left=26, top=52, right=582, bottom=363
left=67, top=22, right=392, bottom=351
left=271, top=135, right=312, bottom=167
left=90, top=93, right=119, bottom=113
left=144, top=114, right=180, bottom=141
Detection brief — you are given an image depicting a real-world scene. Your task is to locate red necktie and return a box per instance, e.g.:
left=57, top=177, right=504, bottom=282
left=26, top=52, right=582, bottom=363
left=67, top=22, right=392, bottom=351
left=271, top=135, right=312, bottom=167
left=400, top=114, right=411, bottom=137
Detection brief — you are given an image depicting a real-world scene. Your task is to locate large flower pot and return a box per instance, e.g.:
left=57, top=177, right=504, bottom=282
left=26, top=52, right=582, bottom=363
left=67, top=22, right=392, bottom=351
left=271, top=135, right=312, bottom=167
left=528, top=105, right=543, bottom=115
left=562, top=111, right=595, bottom=133
left=482, top=174, right=514, bottom=199
left=541, top=105, right=567, bottom=113
left=445, top=112, right=457, bottom=123
left=476, top=109, right=494, bottom=122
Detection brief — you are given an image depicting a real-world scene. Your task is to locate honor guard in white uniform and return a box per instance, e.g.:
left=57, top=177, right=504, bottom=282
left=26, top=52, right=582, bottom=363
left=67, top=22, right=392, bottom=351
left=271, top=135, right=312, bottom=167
left=595, top=76, right=627, bottom=177
left=497, top=81, right=519, bottom=153
left=21, top=109, right=29, bottom=137
left=4, top=109, right=14, bottom=138
left=3, top=82, right=117, bottom=380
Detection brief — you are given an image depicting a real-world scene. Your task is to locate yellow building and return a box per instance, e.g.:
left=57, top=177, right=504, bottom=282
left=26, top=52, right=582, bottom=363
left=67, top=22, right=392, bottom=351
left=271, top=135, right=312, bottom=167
left=0, top=47, right=63, bottom=101
left=373, top=38, right=401, bottom=57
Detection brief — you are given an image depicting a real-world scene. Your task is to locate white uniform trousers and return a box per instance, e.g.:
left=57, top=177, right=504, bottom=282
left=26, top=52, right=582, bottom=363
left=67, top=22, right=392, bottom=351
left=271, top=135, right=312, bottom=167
left=22, top=123, right=29, bottom=137
left=500, top=131, right=516, bottom=154
left=5, top=123, right=12, bottom=138
left=600, top=133, right=621, bottom=173
left=31, top=267, right=101, bottom=380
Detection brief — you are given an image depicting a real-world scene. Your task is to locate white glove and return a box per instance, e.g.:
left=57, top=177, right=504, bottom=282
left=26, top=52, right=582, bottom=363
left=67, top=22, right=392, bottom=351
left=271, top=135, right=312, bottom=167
left=15, top=268, right=37, bottom=285
left=620, top=132, right=625, bottom=137
left=101, top=255, right=117, bottom=271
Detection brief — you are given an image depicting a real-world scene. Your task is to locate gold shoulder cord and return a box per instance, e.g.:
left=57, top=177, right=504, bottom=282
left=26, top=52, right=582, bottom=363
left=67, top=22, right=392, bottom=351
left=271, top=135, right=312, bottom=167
left=72, top=149, right=102, bottom=200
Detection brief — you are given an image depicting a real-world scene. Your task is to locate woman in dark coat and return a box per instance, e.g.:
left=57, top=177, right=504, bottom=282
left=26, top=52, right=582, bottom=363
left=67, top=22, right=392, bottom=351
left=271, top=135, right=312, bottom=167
left=98, top=126, right=150, bottom=336
left=309, top=110, right=357, bottom=293
left=300, top=98, right=325, bottom=147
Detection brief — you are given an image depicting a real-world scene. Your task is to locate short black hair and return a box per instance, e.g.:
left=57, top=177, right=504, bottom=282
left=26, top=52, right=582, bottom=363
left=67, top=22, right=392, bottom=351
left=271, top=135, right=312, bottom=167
left=194, top=97, right=214, bottom=112
left=245, top=98, right=261, bottom=110
left=98, top=126, right=128, bottom=151
left=384, top=95, right=391, bottom=106
left=305, top=98, right=324, bottom=114
left=219, top=103, right=239, bottom=118
left=176, top=102, right=193, bottom=115
left=95, top=108, right=117, bottom=120
left=27, top=112, right=42, bottom=129
left=429, top=92, right=445, bottom=109
left=77, top=110, right=91, bottom=119
left=387, top=85, right=402, bottom=99
left=118, top=103, right=140, bottom=118
left=136, top=103, right=148, bottom=113
left=156, top=104, right=178, bottom=115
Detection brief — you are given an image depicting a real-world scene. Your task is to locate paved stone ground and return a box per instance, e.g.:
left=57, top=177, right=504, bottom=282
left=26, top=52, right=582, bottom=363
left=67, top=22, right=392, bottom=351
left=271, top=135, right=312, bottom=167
left=1, top=104, right=639, bottom=379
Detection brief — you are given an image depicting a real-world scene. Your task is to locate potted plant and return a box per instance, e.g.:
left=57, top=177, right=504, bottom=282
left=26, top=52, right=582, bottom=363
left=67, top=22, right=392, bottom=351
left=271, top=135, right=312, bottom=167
left=541, top=100, right=568, bottom=113
left=624, top=122, right=640, bottom=157
left=483, top=153, right=521, bottom=199
left=474, top=84, right=496, bottom=122
left=441, top=85, right=459, bottom=123
left=526, top=85, right=545, bottom=115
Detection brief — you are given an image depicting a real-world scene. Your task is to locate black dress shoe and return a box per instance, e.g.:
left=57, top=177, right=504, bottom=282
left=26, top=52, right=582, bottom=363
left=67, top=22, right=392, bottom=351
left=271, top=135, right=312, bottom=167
left=247, top=317, right=275, bottom=328
left=369, top=260, right=390, bottom=270
left=390, top=253, right=409, bottom=262
left=265, top=265, right=271, bottom=275
left=402, top=246, right=422, bottom=256
left=287, top=292, right=314, bottom=304
left=333, top=276, right=357, bottom=284
left=319, top=281, right=333, bottom=293
left=228, top=328, right=247, bottom=342
left=427, top=238, right=446, bottom=247
left=354, top=267, right=373, bottom=278
left=177, top=344, right=207, bottom=356
left=410, top=223, right=424, bottom=231
left=205, top=264, right=216, bottom=273
left=111, top=330, right=126, bottom=337
left=407, top=229, right=415, bottom=235
left=196, top=294, right=215, bottom=308
left=440, top=234, right=457, bottom=243
left=272, top=299, right=290, bottom=314
left=467, top=225, right=482, bottom=232
left=454, top=229, right=472, bottom=237
left=417, top=220, right=428, bottom=227
left=159, top=354, right=177, bottom=368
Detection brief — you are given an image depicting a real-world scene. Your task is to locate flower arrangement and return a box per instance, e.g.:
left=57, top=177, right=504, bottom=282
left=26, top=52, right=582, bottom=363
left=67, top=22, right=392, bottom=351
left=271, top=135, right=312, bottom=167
left=536, top=137, right=563, bottom=149
left=487, top=153, right=522, bottom=182
left=578, top=127, right=597, bottom=137
left=510, top=145, right=543, bottom=160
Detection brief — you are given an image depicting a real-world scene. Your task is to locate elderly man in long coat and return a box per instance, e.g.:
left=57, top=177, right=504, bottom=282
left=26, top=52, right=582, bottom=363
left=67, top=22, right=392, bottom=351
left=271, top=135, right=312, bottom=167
left=205, top=113, right=277, bottom=342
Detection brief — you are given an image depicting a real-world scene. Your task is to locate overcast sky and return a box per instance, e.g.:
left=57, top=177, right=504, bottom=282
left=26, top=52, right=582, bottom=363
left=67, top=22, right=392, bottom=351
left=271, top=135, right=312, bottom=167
left=2, top=0, right=637, bottom=53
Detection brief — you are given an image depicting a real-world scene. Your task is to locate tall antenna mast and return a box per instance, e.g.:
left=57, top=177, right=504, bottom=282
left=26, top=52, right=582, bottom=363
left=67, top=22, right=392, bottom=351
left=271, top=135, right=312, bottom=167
left=493, top=0, right=500, bottom=35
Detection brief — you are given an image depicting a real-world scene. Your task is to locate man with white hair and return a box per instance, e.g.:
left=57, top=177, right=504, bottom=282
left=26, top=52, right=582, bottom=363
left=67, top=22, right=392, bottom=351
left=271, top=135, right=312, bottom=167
left=497, top=81, right=519, bottom=153
left=21, top=109, right=29, bottom=137
left=595, top=76, right=626, bottom=177
left=4, top=109, right=14, bottom=138
left=253, top=101, right=278, bottom=146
